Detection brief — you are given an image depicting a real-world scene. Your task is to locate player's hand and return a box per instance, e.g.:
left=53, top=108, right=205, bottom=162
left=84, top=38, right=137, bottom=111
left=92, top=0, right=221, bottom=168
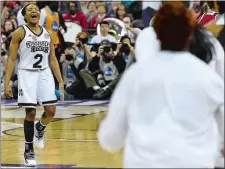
left=4, top=85, right=13, bottom=99
left=59, top=82, right=64, bottom=101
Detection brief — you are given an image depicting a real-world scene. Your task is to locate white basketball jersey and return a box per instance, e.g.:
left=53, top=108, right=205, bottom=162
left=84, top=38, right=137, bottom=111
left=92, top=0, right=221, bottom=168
left=18, top=25, right=51, bottom=70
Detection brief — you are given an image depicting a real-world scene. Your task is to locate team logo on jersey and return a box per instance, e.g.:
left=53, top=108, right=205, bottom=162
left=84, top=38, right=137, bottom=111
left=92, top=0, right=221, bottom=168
left=51, top=21, right=59, bottom=32
left=26, top=41, right=50, bottom=53
left=44, top=33, right=50, bottom=39
left=104, top=67, right=113, bottom=76
left=32, top=36, right=37, bottom=41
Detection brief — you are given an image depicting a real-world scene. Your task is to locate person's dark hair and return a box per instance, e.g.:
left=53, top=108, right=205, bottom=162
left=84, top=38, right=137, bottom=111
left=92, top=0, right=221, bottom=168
left=120, top=35, right=131, bottom=43
left=153, top=2, right=196, bottom=51
left=189, top=24, right=214, bottom=64
left=217, top=1, right=225, bottom=14
left=21, top=4, right=30, bottom=17
left=36, top=1, right=48, bottom=9
left=123, top=14, right=134, bottom=23
left=100, top=21, right=109, bottom=26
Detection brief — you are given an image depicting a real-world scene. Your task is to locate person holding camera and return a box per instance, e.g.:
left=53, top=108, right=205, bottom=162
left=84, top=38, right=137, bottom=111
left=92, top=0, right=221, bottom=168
left=79, top=39, right=127, bottom=100
left=73, top=32, right=93, bottom=63
left=61, top=43, right=98, bottom=99
left=115, top=35, right=135, bottom=69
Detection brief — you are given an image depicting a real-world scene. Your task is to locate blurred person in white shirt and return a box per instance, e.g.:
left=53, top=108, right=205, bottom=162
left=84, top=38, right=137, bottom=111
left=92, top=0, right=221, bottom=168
left=98, top=2, right=224, bottom=168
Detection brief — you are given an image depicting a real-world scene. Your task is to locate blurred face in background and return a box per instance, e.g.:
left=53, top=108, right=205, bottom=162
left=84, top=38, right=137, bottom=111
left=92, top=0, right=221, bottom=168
left=69, top=2, right=76, bottom=15
left=123, top=16, right=131, bottom=27
left=117, top=4, right=126, bottom=17
left=97, top=5, right=106, bottom=19
left=88, top=2, right=96, bottom=12
left=112, top=1, right=120, bottom=11
left=100, top=23, right=109, bottom=35
left=4, top=20, right=13, bottom=32
left=122, top=37, right=131, bottom=45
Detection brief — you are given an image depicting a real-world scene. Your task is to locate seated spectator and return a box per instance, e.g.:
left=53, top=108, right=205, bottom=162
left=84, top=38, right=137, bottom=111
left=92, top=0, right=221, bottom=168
left=115, top=35, right=135, bottom=69
left=89, top=4, right=108, bottom=29
left=123, top=16, right=141, bottom=43
left=1, top=5, right=10, bottom=27
left=89, top=21, right=117, bottom=58
left=73, top=32, right=93, bottom=62
left=63, top=1, right=87, bottom=29
left=80, top=1, right=89, bottom=16
left=86, top=1, right=97, bottom=26
left=60, top=47, right=76, bottom=87
left=90, top=21, right=117, bottom=44
left=62, top=45, right=99, bottom=99
left=116, top=4, right=127, bottom=20
left=79, top=39, right=128, bottom=100
left=2, top=20, right=15, bottom=51
left=107, top=1, right=120, bottom=17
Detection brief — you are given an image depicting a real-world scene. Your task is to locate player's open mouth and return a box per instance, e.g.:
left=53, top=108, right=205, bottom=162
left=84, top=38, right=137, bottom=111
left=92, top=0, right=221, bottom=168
left=31, top=13, right=38, bottom=19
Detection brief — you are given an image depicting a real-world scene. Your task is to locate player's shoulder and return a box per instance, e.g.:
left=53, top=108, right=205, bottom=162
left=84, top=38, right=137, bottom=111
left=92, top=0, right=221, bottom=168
left=11, top=26, right=25, bottom=40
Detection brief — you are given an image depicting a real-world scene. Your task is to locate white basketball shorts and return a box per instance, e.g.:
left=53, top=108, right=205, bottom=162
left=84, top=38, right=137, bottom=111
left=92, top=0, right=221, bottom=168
left=17, top=67, right=57, bottom=108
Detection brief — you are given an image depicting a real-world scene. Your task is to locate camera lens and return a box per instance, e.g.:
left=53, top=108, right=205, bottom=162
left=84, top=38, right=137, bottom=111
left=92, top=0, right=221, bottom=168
left=1, top=50, right=6, bottom=56
left=104, top=46, right=111, bottom=53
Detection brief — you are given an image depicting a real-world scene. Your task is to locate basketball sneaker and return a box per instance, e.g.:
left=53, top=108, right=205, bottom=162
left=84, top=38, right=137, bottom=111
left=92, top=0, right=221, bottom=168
left=34, top=122, right=45, bottom=149
left=24, top=150, right=36, bottom=167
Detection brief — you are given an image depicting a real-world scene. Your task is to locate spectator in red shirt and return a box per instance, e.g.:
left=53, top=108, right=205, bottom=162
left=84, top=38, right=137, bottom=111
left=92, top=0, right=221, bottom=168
left=63, top=1, right=87, bottom=29
left=89, top=4, right=108, bottom=29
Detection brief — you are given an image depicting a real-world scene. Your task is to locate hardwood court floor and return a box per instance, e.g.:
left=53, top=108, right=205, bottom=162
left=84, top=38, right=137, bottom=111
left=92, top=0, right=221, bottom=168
left=1, top=100, right=122, bottom=168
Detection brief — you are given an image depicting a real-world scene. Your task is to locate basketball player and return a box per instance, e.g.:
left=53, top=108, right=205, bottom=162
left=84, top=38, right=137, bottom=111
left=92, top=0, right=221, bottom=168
left=4, top=4, right=64, bottom=166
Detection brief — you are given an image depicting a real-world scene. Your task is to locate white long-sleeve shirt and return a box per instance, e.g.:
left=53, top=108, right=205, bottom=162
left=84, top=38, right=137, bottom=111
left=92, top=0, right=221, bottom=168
left=135, top=27, right=160, bottom=61
left=207, top=31, right=224, bottom=79
left=98, top=51, right=224, bottom=168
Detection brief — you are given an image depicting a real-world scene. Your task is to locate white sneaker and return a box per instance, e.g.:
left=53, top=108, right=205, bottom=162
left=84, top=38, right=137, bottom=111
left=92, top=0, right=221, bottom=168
left=24, top=150, right=37, bottom=167
left=34, top=122, right=44, bottom=149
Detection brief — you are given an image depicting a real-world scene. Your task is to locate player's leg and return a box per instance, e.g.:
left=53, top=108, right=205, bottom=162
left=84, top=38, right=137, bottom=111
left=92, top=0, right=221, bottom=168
left=34, top=105, right=56, bottom=148
left=34, top=68, right=57, bottom=148
left=17, top=69, right=38, bottom=166
left=24, top=108, right=36, bottom=166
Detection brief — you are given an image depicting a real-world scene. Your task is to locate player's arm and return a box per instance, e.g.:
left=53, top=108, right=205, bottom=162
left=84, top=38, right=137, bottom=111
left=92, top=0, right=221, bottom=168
left=49, top=33, right=64, bottom=101
left=4, top=27, right=23, bottom=98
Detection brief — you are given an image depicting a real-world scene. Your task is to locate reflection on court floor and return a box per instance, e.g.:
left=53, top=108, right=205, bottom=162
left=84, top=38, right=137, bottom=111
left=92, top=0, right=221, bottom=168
left=1, top=100, right=122, bottom=168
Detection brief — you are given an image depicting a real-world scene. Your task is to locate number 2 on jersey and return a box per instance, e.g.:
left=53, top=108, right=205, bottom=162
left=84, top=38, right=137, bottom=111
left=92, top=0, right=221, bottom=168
left=33, top=54, right=43, bottom=68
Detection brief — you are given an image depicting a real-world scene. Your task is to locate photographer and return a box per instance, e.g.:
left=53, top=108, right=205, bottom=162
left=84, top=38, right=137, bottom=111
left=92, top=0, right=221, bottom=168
left=115, top=35, right=135, bottom=69
left=73, top=32, right=93, bottom=63
left=79, top=40, right=127, bottom=99
left=61, top=44, right=97, bottom=99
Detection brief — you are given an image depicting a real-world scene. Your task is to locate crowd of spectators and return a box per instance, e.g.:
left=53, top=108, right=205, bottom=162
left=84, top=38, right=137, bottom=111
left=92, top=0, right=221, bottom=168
left=1, top=0, right=224, bottom=101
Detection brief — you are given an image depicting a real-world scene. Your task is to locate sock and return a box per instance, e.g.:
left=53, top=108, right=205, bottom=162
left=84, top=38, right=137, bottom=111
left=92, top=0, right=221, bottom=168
left=93, top=85, right=100, bottom=91
left=25, top=142, right=33, bottom=152
left=24, top=120, right=34, bottom=152
left=36, top=120, right=46, bottom=132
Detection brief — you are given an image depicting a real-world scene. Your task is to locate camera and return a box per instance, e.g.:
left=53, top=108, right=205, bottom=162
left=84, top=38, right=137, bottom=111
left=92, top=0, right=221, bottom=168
left=120, top=43, right=131, bottom=56
left=77, top=38, right=88, bottom=48
left=103, top=46, right=111, bottom=53
left=65, top=54, right=74, bottom=61
left=1, top=49, right=7, bottom=56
